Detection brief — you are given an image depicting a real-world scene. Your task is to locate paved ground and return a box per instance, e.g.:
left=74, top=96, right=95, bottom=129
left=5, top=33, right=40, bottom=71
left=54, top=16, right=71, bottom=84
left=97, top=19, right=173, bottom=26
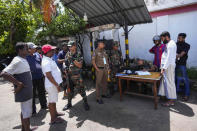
left=0, top=80, right=197, bottom=131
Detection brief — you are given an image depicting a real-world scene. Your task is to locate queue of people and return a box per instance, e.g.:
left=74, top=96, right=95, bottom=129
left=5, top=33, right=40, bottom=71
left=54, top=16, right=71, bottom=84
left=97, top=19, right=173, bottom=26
left=0, top=31, right=190, bottom=130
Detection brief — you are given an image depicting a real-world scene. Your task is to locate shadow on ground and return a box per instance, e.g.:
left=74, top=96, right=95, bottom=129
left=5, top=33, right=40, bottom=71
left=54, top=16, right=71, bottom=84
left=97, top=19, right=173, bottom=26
left=49, top=120, right=67, bottom=131
left=12, top=79, right=195, bottom=131
left=67, top=89, right=194, bottom=131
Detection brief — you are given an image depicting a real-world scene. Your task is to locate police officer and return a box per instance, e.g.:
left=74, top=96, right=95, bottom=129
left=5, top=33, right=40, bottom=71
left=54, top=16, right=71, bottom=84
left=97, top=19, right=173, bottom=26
left=92, top=40, right=110, bottom=104
left=110, top=41, right=122, bottom=93
left=62, top=41, right=90, bottom=111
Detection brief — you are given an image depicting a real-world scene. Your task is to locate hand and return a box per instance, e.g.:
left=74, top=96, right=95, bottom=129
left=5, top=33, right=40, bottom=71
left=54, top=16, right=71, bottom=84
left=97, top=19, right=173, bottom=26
left=17, top=81, right=24, bottom=88
left=14, top=87, right=22, bottom=94
left=56, top=85, right=61, bottom=92
left=14, top=82, right=24, bottom=94
left=161, top=69, right=165, bottom=75
left=63, top=74, right=67, bottom=78
left=73, top=60, right=78, bottom=64
left=96, top=68, right=100, bottom=72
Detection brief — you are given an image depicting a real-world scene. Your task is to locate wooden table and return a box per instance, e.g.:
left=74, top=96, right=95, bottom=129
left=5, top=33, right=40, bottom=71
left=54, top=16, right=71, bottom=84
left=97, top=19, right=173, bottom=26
left=117, top=72, right=162, bottom=109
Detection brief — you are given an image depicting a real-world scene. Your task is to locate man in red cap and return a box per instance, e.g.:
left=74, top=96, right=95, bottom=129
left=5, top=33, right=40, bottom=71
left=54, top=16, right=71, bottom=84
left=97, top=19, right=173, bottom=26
left=41, top=44, right=65, bottom=124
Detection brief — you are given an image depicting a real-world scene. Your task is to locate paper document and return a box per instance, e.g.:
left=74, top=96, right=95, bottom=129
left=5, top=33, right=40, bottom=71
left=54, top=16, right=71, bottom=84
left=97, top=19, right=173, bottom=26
left=115, top=73, right=128, bottom=77
left=135, top=71, right=151, bottom=75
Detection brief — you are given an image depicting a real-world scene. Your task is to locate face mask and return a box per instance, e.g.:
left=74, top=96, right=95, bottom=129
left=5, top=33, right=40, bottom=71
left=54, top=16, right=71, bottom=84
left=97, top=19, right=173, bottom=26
left=163, top=39, right=169, bottom=44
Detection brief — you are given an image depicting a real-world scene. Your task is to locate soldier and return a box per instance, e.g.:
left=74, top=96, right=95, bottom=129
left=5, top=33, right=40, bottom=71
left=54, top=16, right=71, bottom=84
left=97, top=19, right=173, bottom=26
left=130, top=58, right=157, bottom=72
left=62, top=41, right=90, bottom=111
left=109, top=41, right=123, bottom=94
left=92, top=40, right=110, bottom=104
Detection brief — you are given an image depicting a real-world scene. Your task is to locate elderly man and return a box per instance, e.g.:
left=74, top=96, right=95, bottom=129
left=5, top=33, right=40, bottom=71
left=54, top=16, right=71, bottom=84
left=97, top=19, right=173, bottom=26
left=26, top=42, right=47, bottom=115
left=159, top=31, right=177, bottom=106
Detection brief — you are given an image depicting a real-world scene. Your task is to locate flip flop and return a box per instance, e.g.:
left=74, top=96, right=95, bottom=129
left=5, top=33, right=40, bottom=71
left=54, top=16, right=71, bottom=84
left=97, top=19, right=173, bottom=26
left=50, top=117, right=64, bottom=125
left=56, top=112, right=65, bottom=116
left=162, top=102, right=175, bottom=107
left=182, top=97, right=189, bottom=101
left=30, top=126, right=38, bottom=131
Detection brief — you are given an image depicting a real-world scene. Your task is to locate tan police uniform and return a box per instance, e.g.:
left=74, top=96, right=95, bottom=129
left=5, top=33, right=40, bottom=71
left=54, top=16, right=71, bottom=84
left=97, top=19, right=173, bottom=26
left=92, top=48, right=109, bottom=100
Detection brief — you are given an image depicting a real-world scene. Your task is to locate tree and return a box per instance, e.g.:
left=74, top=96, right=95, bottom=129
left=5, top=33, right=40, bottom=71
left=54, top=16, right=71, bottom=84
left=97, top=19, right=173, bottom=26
left=0, top=0, right=43, bottom=55
left=35, top=7, right=86, bottom=45
left=0, top=0, right=86, bottom=55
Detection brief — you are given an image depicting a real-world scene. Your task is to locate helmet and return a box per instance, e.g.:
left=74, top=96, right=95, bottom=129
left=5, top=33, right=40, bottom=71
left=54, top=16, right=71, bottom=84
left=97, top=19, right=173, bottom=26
left=153, top=35, right=161, bottom=41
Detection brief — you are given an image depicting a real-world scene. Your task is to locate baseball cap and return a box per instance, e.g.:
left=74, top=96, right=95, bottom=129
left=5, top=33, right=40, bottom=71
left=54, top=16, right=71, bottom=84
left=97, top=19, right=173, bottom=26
left=42, top=44, right=56, bottom=54
left=27, top=42, right=37, bottom=49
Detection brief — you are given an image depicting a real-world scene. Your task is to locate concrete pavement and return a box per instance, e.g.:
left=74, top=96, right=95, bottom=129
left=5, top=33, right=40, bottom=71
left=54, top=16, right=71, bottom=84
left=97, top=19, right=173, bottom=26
left=0, top=81, right=197, bottom=131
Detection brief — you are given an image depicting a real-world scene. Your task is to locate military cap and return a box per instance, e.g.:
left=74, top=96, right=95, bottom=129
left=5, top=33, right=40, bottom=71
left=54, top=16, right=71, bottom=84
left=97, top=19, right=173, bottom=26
left=113, top=41, right=119, bottom=47
left=67, top=41, right=76, bottom=47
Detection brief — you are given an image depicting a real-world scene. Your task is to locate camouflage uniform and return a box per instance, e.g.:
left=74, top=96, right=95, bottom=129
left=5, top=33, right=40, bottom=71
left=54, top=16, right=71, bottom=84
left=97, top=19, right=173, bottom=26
left=110, top=44, right=122, bottom=83
left=129, top=58, right=157, bottom=72
left=65, top=49, right=88, bottom=105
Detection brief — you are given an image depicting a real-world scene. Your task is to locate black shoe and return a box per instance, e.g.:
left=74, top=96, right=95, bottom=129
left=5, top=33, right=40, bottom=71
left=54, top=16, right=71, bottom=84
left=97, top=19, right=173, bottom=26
left=102, top=95, right=111, bottom=98
left=32, top=111, right=37, bottom=117
left=62, top=96, right=67, bottom=100
left=84, top=103, right=90, bottom=111
left=41, top=106, right=48, bottom=110
left=62, top=104, right=72, bottom=111
left=96, top=99, right=104, bottom=104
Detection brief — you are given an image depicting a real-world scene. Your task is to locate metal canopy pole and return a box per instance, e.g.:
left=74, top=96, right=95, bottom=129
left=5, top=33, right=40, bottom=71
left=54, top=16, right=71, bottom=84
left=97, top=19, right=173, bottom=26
left=124, top=19, right=129, bottom=66
left=90, top=32, right=95, bottom=80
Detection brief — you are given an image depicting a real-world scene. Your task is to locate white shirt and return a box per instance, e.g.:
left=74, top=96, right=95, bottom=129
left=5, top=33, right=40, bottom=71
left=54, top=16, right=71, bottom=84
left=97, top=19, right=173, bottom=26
left=3, top=56, right=30, bottom=75
left=161, top=40, right=177, bottom=69
left=41, top=56, right=62, bottom=88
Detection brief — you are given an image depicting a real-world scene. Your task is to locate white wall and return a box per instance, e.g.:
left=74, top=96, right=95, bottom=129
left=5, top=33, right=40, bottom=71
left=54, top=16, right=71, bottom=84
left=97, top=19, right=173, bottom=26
left=145, top=0, right=197, bottom=12
left=82, top=10, right=197, bottom=67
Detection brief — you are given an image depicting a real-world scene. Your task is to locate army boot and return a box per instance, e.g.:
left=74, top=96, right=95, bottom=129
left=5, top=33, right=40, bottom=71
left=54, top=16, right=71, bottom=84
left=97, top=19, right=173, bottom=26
left=83, top=98, right=90, bottom=111
left=62, top=96, right=72, bottom=111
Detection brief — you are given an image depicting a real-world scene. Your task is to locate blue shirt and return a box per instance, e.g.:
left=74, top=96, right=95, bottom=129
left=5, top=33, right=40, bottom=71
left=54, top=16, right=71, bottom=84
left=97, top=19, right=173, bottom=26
left=26, top=52, right=43, bottom=80
left=52, top=53, right=60, bottom=68
left=57, top=50, right=66, bottom=69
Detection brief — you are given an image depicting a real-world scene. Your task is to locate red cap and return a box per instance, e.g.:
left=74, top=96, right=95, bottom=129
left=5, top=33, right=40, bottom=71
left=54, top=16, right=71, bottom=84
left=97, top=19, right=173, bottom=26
left=42, top=44, right=56, bottom=54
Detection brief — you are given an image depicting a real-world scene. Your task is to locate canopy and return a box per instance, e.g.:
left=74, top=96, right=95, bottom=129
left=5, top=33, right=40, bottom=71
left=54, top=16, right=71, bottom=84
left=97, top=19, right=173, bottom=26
left=62, top=0, right=152, bottom=26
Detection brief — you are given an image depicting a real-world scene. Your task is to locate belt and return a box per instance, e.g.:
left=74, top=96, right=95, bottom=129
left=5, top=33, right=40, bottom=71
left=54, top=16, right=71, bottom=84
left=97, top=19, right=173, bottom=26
left=98, top=67, right=104, bottom=69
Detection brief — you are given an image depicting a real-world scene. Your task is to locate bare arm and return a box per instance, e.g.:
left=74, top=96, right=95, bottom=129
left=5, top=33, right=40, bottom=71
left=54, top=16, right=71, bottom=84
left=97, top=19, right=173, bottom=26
left=74, top=60, right=82, bottom=68
left=177, top=51, right=186, bottom=58
left=57, top=59, right=64, bottom=64
left=0, top=72, right=24, bottom=93
left=45, top=72, right=60, bottom=92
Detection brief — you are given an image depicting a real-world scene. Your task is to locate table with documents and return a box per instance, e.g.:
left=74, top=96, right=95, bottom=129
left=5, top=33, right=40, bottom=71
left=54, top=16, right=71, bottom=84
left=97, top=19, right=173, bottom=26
left=116, top=72, right=162, bottom=109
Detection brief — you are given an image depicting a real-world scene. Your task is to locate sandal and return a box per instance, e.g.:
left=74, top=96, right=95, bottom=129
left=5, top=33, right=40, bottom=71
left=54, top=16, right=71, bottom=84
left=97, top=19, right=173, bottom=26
left=30, top=126, right=38, bottom=131
left=56, top=112, right=65, bottom=116
left=162, top=102, right=175, bottom=107
left=50, top=117, right=64, bottom=125
left=182, top=97, right=189, bottom=101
